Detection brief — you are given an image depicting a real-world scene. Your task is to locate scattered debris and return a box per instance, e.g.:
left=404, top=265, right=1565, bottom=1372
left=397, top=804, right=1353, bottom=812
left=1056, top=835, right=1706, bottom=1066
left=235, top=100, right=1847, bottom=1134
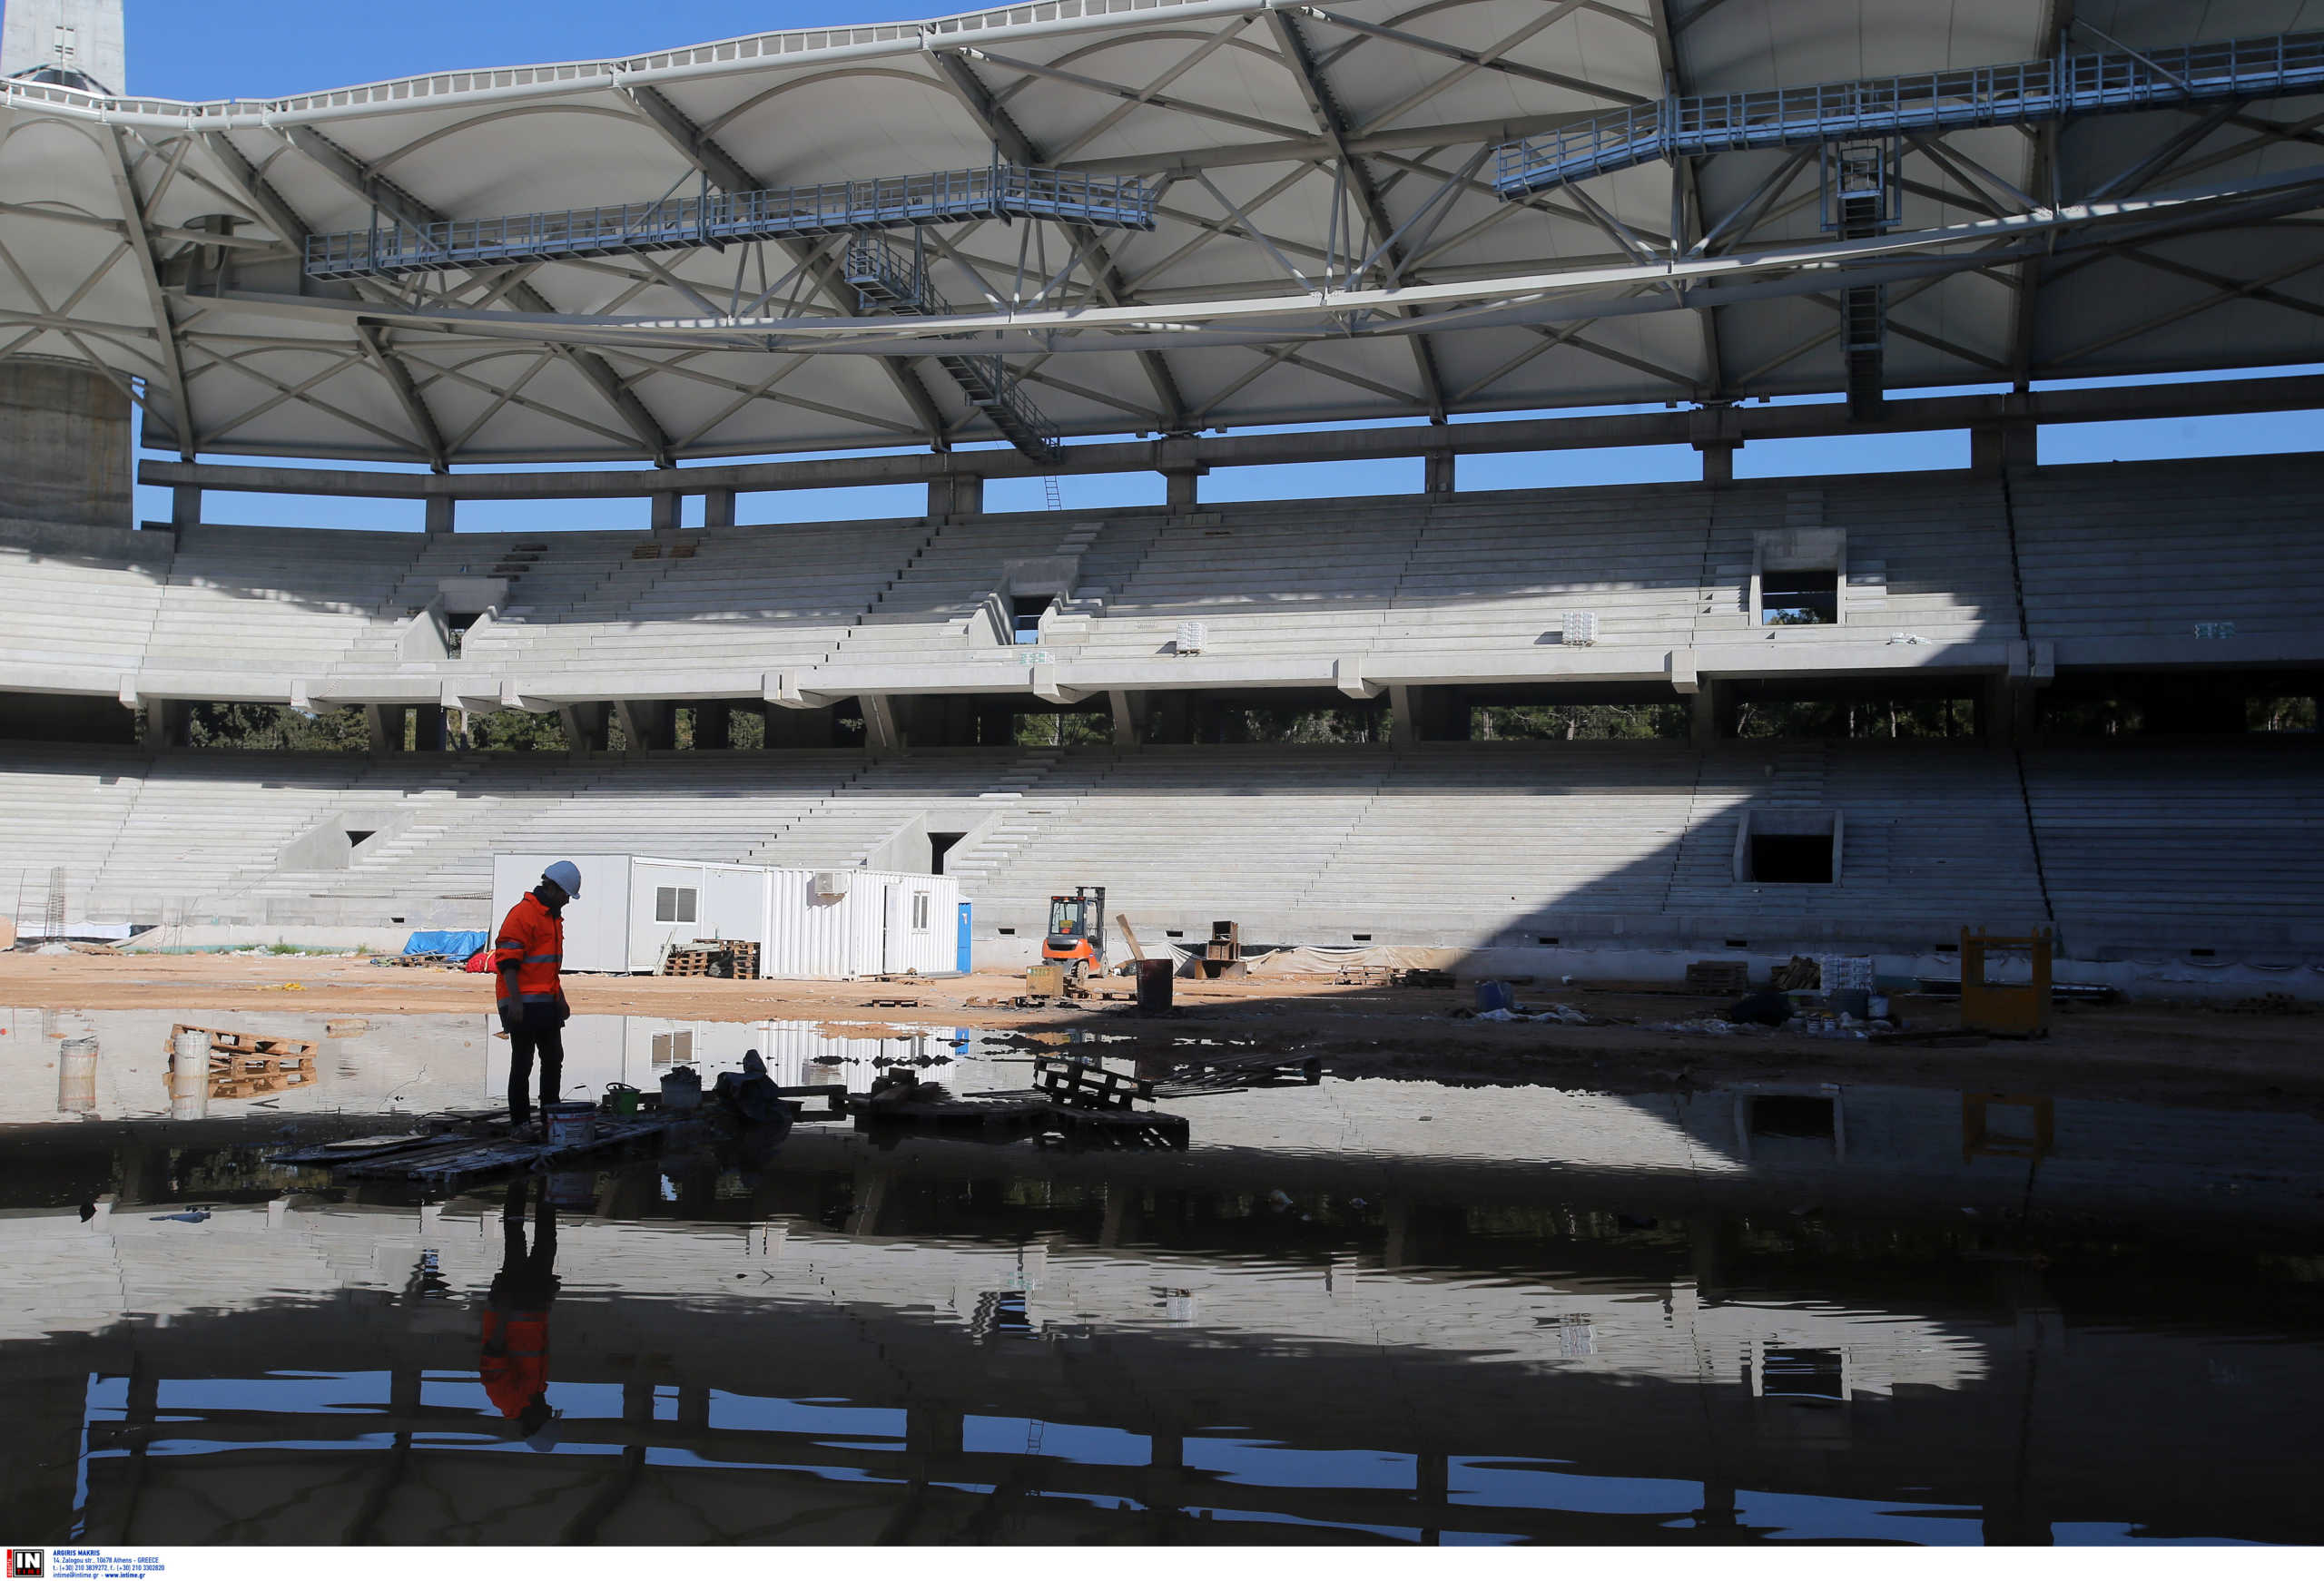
left=1771, top=957, right=1822, bottom=992
left=860, top=997, right=922, bottom=1008
left=1725, top=991, right=1796, bottom=1027
left=323, top=1017, right=369, bottom=1038
left=1474, top=1004, right=1599, bottom=1026
left=2216, top=993, right=2316, bottom=1017
left=149, top=1209, right=212, bottom=1223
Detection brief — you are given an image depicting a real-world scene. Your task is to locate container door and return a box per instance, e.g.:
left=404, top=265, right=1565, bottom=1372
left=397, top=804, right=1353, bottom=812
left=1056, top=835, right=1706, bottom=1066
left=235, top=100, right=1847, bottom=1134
left=957, top=900, right=972, bottom=973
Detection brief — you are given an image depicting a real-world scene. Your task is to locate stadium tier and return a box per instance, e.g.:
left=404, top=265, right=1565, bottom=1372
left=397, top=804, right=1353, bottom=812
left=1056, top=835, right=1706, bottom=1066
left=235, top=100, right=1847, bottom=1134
left=4, top=456, right=2319, bottom=712
left=0, top=0, right=2319, bottom=987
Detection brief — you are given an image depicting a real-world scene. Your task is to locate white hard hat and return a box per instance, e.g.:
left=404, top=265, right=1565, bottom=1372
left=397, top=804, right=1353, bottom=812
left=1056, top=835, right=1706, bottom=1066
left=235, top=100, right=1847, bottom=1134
left=542, top=860, right=583, bottom=898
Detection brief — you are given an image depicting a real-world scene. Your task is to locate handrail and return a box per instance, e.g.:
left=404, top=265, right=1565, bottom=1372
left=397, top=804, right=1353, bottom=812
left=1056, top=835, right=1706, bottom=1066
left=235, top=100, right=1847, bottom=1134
left=307, top=164, right=1155, bottom=280
left=1496, top=29, right=2324, bottom=197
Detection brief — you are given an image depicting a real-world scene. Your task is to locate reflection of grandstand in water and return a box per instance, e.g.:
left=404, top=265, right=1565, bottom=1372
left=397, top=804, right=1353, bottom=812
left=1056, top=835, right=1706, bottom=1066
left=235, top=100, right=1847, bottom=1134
left=3, top=1080, right=2322, bottom=1543
left=0, top=1007, right=957, bottom=1124
left=7, top=1001, right=2324, bottom=1231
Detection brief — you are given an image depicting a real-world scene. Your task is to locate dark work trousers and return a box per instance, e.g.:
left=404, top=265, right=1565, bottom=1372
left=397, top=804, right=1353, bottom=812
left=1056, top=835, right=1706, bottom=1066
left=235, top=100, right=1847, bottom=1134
left=507, top=1010, right=566, bottom=1126
left=496, top=1178, right=559, bottom=1295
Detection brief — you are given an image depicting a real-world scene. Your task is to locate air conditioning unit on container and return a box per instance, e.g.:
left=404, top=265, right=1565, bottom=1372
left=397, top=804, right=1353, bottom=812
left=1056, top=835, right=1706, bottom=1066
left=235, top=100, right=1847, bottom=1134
left=813, top=870, right=850, bottom=899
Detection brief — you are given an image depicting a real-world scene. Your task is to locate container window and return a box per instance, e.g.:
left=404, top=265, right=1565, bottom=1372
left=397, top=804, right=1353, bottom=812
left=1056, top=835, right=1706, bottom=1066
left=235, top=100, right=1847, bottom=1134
left=655, top=887, right=697, bottom=923
left=1758, top=1348, right=1846, bottom=1401
left=912, top=891, right=931, bottom=931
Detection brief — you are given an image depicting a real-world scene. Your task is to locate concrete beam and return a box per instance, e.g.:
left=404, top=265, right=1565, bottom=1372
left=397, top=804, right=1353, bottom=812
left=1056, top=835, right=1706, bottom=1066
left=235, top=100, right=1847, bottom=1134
left=138, top=373, right=2324, bottom=506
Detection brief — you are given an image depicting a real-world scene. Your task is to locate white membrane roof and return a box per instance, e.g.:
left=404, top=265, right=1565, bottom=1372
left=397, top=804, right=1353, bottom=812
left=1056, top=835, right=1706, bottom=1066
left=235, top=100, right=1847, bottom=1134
left=4, top=0, right=2322, bottom=464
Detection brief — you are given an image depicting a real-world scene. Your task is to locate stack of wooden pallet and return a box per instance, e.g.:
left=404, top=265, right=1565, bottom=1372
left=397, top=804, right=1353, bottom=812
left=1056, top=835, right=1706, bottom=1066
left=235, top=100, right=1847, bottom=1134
left=167, top=1025, right=316, bottom=1101
left=1685, top=959, right=1752, bottom=996
left=661, top=940, right=760, bottom=977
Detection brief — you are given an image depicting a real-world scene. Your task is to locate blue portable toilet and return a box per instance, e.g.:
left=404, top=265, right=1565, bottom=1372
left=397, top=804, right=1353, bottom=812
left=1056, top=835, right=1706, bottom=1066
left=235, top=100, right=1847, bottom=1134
left=956, top=900, right=973, bottom=973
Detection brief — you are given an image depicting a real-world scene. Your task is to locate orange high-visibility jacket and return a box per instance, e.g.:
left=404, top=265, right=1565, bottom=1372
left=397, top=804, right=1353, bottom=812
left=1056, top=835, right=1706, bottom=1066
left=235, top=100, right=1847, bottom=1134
left=493, top=891, right=565, bottom=1007
left=480, top=1308, right=549, bottom=1417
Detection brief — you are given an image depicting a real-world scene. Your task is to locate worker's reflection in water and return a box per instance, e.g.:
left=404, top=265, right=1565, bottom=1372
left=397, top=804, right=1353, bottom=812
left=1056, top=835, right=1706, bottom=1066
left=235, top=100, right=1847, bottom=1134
left=481, top=1176, right=561, bottom=1448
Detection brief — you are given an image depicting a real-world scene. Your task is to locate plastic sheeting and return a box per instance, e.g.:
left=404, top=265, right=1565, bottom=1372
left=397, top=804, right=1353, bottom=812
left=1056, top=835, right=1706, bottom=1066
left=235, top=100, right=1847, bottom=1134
left=1243, top=944, right=1457, bottom=976
left=400, top=929, right=488, bottom=959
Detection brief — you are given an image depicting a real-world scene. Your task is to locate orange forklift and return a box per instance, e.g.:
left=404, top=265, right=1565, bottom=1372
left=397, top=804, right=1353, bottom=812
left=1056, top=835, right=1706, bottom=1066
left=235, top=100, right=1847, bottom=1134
left=1040, top=885, right=1108, bottom=990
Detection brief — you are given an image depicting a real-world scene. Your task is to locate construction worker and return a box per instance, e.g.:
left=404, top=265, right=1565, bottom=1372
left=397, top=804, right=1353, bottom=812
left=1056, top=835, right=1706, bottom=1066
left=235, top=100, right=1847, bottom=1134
left=495, top=859, right=579, bottom=1135
left=480, top=1177, right=560, bottom=1447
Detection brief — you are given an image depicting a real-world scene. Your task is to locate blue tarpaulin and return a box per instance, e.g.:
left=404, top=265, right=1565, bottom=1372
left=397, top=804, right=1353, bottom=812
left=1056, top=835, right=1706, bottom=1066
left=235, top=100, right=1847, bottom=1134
left=401, top=929, right=488, bottom=959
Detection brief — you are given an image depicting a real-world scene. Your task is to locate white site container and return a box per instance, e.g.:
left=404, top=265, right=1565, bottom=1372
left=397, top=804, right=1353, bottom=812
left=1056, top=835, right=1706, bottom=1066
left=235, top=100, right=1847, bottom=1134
left=492, top=854, right=959, bottom=979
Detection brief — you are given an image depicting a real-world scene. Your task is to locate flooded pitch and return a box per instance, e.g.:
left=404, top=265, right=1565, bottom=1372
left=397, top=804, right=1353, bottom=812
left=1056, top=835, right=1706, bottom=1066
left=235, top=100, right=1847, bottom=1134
left=1, top=1005, right=2319, bottom=1545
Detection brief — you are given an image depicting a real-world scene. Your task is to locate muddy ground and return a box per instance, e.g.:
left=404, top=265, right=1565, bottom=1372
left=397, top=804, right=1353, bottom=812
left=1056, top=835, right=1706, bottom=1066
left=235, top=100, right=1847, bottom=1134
left=4, top=949, right=2318, bottom=1111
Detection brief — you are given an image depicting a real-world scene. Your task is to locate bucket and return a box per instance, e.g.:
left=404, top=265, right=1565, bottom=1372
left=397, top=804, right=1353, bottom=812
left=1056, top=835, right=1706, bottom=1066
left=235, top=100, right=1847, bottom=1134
left=169, top=1029, right=211, bottom=1121
left=58, top=1035, right=98, bottom=1115
left=1136, top=957, right=1175, bottom=1016
left=543, top=1100, right=596, bottom=1147
left=603, top=1083, right=641, bottom=1119
left=660, top=1066, right=703, bottom=1112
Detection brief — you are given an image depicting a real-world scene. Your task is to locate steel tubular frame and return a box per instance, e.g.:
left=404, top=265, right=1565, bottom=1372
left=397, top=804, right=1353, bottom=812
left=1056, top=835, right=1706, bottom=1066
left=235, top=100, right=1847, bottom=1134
left=304, top=164, right=1157, bottom=280
left=841, top=233, right=1060, bottom=460
left=1494, top=30, right=2324, bottom=198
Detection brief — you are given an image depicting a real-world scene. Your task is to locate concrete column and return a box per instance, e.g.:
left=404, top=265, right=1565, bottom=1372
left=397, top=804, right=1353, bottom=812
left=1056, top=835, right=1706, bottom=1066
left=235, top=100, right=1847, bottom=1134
left=704, top=488, right=736, bottom=531
left=1423, top=449, right=1456, bottom=499
left=410, top=704, right=447, bottom=752
left=615, top=700, right=674, bottom=751
left=693, top=701, right=732, bottom=750
left=1403, top=685, right=1467, bottom=741
left=1689, top=684, right=1721, bottom=747
left=1140, top=691, right=1187, bottom=744
left=1697, top=442, right=1738, bottom=484
left=649, top=491, right=681, bottom=533
left=171, top=483, right=202, bottom=531
left=558, top=702, right=608, bottom=754
left=1163, top=467, right=1202, bottom=509
left=143, top=698, right=188, bottom=751
left=767, top=705, right=835, bottom=749
left=1387, top=684, right=1414, bottom=749
left=365, top=703, right=405, bottom=753
left=0, top=358, right=132, bottom=529
left=860, top=694, right=900, bottom=754
left=1108, top=689, right=1146, bottom=749
left=1972, top=423, right=2037, bottom=476
left=423, top=495, right=456, bottom=535
left=1981, top=675, right=2017, bottom=746
left=927, top=474, right=983, bottom=520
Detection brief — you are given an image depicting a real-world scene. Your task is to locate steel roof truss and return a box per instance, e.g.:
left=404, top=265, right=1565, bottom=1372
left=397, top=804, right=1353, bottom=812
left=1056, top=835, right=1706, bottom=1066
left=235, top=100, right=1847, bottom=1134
left=103, top=127, right=193, bottom=458
left=931, top=47, right=1187, bottom=435
left=620, top=80, right=955, bottom=449
left=1299, top=2, right=1649, bottom=115
left=275, top=122, right=675, bottom=463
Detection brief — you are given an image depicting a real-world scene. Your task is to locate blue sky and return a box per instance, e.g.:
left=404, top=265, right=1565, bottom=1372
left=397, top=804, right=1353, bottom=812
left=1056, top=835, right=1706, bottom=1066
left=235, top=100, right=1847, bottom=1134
left=107, top=0, right=2324, bottom=531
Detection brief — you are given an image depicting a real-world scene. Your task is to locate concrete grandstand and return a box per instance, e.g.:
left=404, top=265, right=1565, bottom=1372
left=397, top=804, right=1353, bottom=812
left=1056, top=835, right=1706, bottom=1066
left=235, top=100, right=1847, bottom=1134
left=0, top=0, right=2319, bottom=989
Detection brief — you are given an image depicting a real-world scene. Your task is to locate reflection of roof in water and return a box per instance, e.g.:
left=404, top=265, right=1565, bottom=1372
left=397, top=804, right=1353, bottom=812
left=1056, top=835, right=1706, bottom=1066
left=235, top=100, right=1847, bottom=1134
left=0, top=1199, right=1985, bottom=1395
left=14, top=1188, right=2324, bottom=1547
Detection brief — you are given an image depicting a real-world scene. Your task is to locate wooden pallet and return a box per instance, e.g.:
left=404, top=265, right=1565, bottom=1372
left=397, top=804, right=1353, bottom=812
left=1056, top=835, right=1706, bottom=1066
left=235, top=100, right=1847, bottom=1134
left=1151, top=1054, right=1322, bottom=1099
left=847, top=1092, right=1051, bottom=1138
left=1044, top=1105, right=1189, bottom=1151
left=661, top=940, right=759, bottom=978
left=1685, top=959, right=1753, bottom=996
left=1034, top=1056, right=1154, bottom=1111
left=335, top=1113, right=687, bottom=1183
